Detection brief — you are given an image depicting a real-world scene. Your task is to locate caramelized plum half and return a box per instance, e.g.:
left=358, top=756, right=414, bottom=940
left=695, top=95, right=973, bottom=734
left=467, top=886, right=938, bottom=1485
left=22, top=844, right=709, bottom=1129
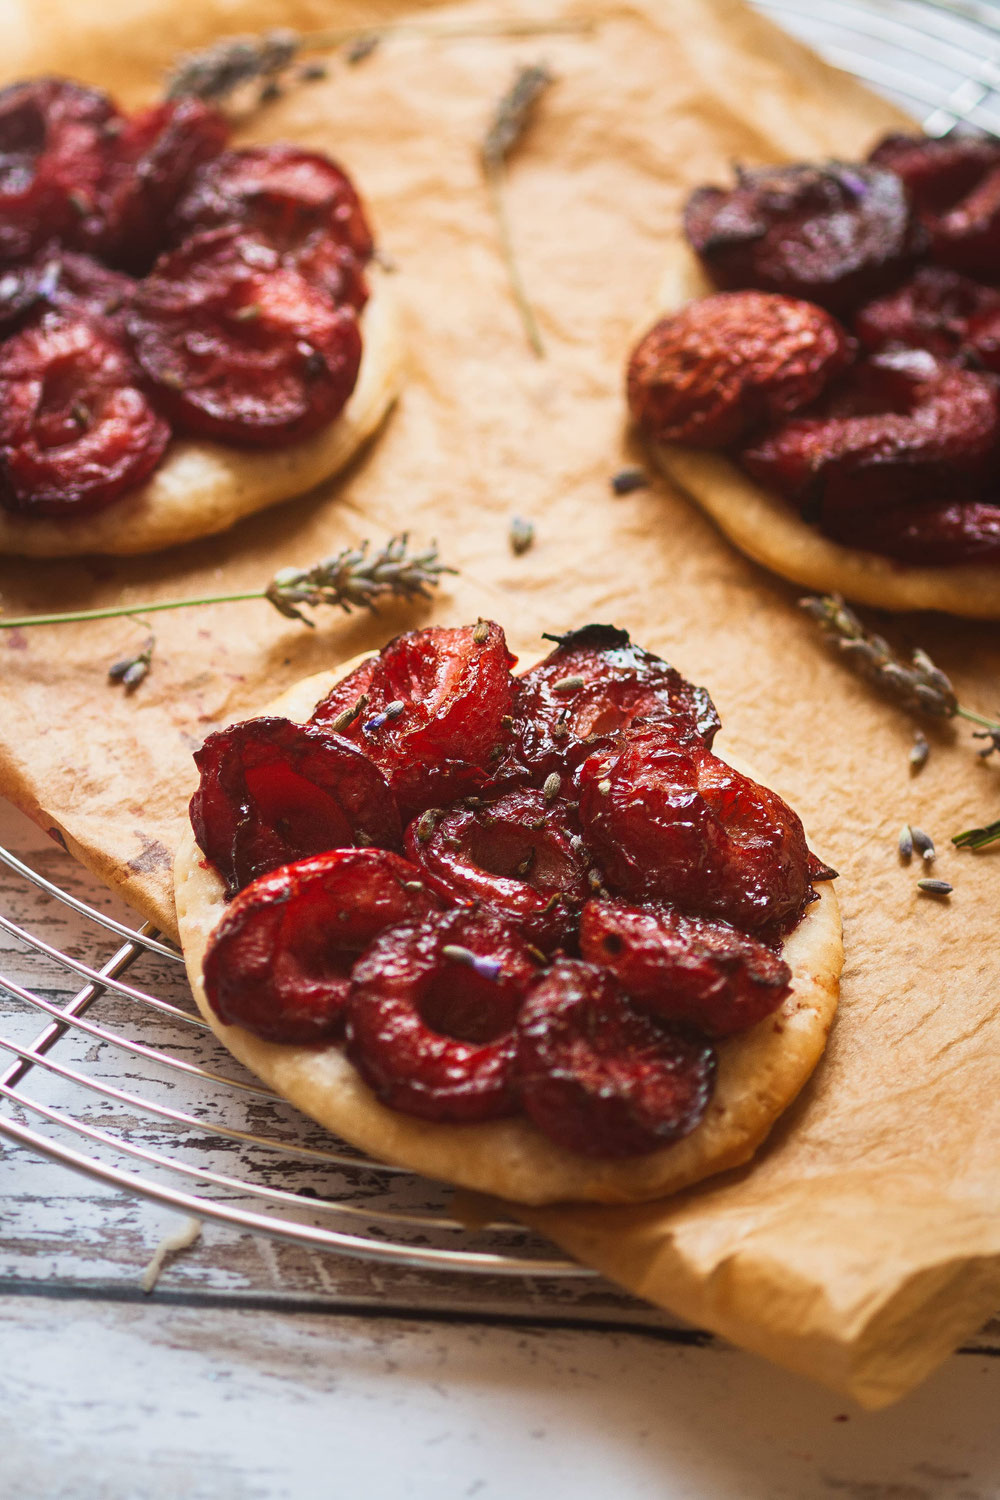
left=514, top=958, right=717, bottom=1157
left=510, top=624, right=719, bottom=782
left=172, top=145, right=373, bottom=262
left=684, top=162, right=921, bottom=313
left=81, top=98, right=229, bottom=271
left=822, top=496, right=1000, bottom=565
left=869, top=130, right=1000, bottom=214
left=741, top=349, right=1000, bottom=523
left=854, top=265, right=1000, bottom=364
left=578, top=726, right=814, bottom=933
left=869, top=129, right=1000, bottom=278
left=580, top=899, right=791, bottom=1037
left=627, top=291, right=853, bottom=447
left=129, top=226, right=362, bottom=446
left=190, top=716, right=402, bottom=897
left=311, top=622, right=518, bottom=818
left=0, top=310, right=169, bottom=517
left=0, top=78, right=118, bottom=263
left=202, top=849, right=442, bottom=1043
left=346, top=909, right=540, bottom=1122
left=405, top=788, right=592, bottom=952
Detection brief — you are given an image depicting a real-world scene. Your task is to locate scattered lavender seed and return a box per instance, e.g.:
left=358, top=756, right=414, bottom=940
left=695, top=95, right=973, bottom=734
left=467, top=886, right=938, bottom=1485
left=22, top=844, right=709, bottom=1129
left=542, top=772, right=561, bottom=801
left=898, top=825, right=913, bottom=862
left=344, top=34, right=380, bottom=64
left=509, top=516, right=535, bottom=555
left=610, top=467, right=649, bottom=496
left=328, top=693, right=369, bottom=733
left=917, top=878, right=952, bottom=896
left=552, top=675, right=584, bottom=695
left=910, top=731, right=929, bottom=772
left=441, top=944, right=502, bottom=980
left=910, top=827, right=935, bottom=863
left=473, top=619, right=490, bottom=644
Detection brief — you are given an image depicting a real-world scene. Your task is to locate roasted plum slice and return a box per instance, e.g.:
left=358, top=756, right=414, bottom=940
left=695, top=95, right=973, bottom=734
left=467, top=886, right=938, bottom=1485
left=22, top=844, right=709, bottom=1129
left=510, top=624, right=719, bottom=782
left=346, top=909, right=541, bottom=1123
left=578, top=726, right=814, bottom=933
left=80, top=98, right=229, bottom=271
left=0, top=309, right=169, bottom=517
left=514, top=959, right=716, bottom=1157
left=129, top=227, right=362, bottom=446
left=200, top=852, right=440, bottom=1050
left=868, top=129, right=1000, bottom=277
left=190, top=716, right=402, bottom=898
left=822, top=495, right=1000, bottom=565
left=202, top=849, right=443, bottom=1044
left=627, top=291, right=853, bottom=447
left=580, top=899, right=791, bottom=1038
left=0, top=78, right=119, bottom=263
left=311, top=622, right=518, bottom=819
left=741, top=349, right=1000, bottom=522
left=853, top=265, right=1000, bottom=363
left=405, top=789, right=592, bottom=953
left=868, top=129, right=1000, bottom=214
left=684, top=161, right=922, bottom=313
left=173, top=145, right=373, bottom=263
left=0, top=249, right=136, bottom=336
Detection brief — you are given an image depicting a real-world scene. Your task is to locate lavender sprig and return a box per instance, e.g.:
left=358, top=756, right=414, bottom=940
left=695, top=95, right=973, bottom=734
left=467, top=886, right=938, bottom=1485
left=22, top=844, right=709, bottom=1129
left=801, top=592, right=1000, bottom=849
left=798, top=593, right=960, bottom=717
left=481, top=63, right=554, bottom=357
left=264, top=535, right=454, bottom=625
left=166, top=19, right=585, bottom=105
left=0, top=535, right=454, bottom=632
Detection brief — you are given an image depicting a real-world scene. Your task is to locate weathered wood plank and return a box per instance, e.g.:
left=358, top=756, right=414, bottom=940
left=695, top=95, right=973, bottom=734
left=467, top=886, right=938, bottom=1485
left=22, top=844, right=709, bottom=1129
left=0, top=1292, right=998, bottom=1500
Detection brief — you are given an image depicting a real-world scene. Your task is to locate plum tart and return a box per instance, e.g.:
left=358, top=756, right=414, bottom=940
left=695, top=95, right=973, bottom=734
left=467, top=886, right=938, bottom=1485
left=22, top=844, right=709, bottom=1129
left=628, top=132, right=1000, bottom=616
left=174, top=621, right=842, bottom=1205
left=0, top=77, right=400, bottom=556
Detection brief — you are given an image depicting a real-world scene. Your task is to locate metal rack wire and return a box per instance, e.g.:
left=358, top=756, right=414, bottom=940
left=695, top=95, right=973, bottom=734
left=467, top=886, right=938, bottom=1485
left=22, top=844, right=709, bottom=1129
left=3, top=0, right=1000, bottom=1279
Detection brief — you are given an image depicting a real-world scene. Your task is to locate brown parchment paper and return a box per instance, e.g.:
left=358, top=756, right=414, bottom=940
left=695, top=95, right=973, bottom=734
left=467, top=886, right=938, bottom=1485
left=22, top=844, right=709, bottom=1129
left=2, top=0, right=1000, bottom=1408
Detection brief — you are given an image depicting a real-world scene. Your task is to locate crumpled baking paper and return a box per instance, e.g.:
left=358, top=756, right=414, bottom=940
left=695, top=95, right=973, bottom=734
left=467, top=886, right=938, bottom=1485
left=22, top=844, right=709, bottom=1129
left=3, top=0, right=999, bottom=1407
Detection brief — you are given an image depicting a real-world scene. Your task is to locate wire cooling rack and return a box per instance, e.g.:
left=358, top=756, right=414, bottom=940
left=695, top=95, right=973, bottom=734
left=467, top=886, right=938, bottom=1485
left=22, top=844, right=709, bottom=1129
left=4, top=0, right=1000, bottom=1279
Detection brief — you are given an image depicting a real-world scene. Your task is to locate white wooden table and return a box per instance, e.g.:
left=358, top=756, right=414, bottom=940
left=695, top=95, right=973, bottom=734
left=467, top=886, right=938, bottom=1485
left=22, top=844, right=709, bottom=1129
left=1, top=795, right=999, bottom=1499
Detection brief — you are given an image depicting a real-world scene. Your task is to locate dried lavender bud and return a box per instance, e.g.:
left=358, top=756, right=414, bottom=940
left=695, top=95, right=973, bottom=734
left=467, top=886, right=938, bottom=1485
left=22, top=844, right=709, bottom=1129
left=898, top=825, right=913, bottom=862
left=509, top=516, right=535, bottom=555
left=910, top=731, right=929, bottom=772
left=973, top=728, right=1000, bottom=758
left=415, top=809, right=439, bottom=844
left=108, top=634, right=155, bottom=695
left=344, top=35, right=379, bottom=64
left=363, top=699, right=405, bottom=733
left=473, top=619, right=490, bottom=644
left=327, top=694, right=369, bottom=733
left=166, top=29, right=299, bottom=102
left=542, top=772, right=561, bottom=801
left=482, top=62, right=554, bottom=168
left=441, top=945, right=502, bottom=980
left=910, top=827, right=935, bottom=863
left=610, top=467, right=649, bottom=496
left=552, top=675, right=584, bottom=695
left=917, top=878, right=952, bottom=896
